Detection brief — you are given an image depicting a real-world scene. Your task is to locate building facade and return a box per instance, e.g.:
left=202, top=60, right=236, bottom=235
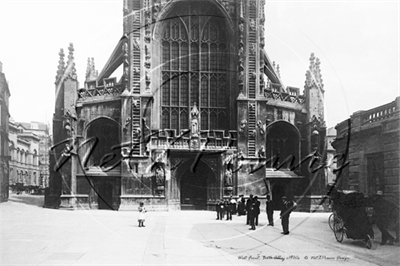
left=9, top=120, right=41, bottom=192
left=15, top=121, right=51, bottom=188
left=0, top=62, right=11, bottom=202
left=47, top=0, right=327, bottom=211
left=332, top=97, right=399, bottom=202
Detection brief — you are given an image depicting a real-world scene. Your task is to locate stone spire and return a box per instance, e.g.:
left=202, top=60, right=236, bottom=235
left=305, top=53, right=324, bottom=90
left=55, top=48, right=65, bottom=84
left=85, top=57, right=98, bottom=82
left=66, top=43, right=77, bottom=81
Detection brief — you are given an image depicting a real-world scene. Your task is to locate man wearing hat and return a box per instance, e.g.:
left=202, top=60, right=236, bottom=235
left=280, top=196, right=296, bottom=235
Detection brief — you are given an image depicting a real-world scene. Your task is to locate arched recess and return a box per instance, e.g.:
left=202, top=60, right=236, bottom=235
left=174, top=158, right=217, bottom=210
left=153, top=0, right=235, bottom=133
left=265, top=120, right=301, bottom=168
left=85, top=117, right=121, bottom=170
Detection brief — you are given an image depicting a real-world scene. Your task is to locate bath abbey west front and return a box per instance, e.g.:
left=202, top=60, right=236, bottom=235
left=46, top=0, right=327, bottom=211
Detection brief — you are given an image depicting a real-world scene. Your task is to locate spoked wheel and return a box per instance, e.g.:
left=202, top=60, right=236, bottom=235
left=328, top=213, right=335, bottom=230
left=333, top=217, right=345, bottom=242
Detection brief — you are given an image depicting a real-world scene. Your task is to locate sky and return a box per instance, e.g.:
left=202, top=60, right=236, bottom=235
left=0, top=0, right=399, bottom=129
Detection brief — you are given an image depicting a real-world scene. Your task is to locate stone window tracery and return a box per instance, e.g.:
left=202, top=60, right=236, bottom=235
left=161, top=4, right=229, bottom=132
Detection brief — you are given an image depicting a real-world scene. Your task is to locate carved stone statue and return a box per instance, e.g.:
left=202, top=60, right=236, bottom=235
left=155, top=166, right=165, bottom=186
left=190, top=102, right=199, bottom=137
left=224, top=168, right=233, bottom=187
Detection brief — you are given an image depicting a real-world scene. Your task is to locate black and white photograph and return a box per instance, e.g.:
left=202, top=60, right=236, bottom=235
left=0, top=0, right=399, bottom=265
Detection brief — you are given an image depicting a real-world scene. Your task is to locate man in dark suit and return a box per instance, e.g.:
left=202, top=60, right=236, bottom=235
left=280, top=196, right=296, bottom=235
left=225, top=199, right=232, bottom=220
left=246, top=194, right=254, bottom=225
left=248, top=198, right=258, bottom=230
left=254, top=196, right=260, bottom=226
left=216, top=199, right=224, bottom=220
left=266, top=194, right=274, bottom=226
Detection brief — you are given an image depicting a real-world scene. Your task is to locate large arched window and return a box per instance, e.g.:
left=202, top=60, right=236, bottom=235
left=266, top=121, right=301, bottom=168
left=161, top=3, right=229, bottom=132
left=86, top=118, right=121, bottom=169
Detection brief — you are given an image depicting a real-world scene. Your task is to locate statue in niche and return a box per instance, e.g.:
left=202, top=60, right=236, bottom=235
left=257, top=120, right=265, bottom=135
left=155, top=165, right=165, bottom=186
left=224, top=167, right=233, bottom=187
left=239, top=119, right=247, bottom=134
left=258, top=146, right=266, bottom=158
left=190, top=102, right=199, bottom=137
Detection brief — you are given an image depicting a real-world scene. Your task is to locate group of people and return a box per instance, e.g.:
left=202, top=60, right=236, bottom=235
left=216, top=194, right=297, bottom=234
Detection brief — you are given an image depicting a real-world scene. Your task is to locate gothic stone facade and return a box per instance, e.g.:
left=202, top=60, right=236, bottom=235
left=46, top=0, right=327, bottom=211
left=332, top=97, right=399, bottom=202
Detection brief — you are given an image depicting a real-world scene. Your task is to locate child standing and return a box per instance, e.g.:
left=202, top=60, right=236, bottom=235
left=138, top=202, right=146, bottom=227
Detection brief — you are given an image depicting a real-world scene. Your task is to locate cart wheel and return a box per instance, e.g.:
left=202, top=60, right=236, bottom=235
left=365, top=235, right=372, bottom=249
left=328, top=213, right=334, bottom=231
left=333, top=218, right=344, bottom=243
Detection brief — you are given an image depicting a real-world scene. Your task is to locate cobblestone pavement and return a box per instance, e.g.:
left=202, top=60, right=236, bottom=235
left=1, top=194, right=399, bottom=266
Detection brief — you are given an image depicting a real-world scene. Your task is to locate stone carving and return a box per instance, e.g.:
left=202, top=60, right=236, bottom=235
left=144, top=46, right=151, bottom=69
left=190, top=138, right=199, bottom=150
left=258, top=146, right=266, bottom=158
left=224, top=168, right=233, bottom=187
left=250, top=43, right=256, bottom=55
left=249, top=19, right=256, bottom=30
left=239, top=119, right=247, bottom=135
left=132, top=127, right=141, bottom=139
left=190, top=103, right=199, bottom=137
left=123, top=117, right=131, bottom=134
left=155, top=165, right=165, bottom=186
left=249, top=103, right=255, bottom=111
left=257, top=120, right=265, bottom=135
left=132, top=38, right=140, bottom=50
left=249, top=129, right=256, bottom=138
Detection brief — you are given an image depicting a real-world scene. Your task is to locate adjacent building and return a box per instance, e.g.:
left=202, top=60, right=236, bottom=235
left=0, top=62, right=11, bottom=202
left=8, top=120, right=41, bottom=192
left=332, top=97, right=399, bottom=202
left=15, top=121, right=51, bottom=188
left=47, top=0, right=327, bottom=211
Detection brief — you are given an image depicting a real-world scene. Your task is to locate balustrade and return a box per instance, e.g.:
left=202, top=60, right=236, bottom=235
left=361, top=101, right=397, bottom=125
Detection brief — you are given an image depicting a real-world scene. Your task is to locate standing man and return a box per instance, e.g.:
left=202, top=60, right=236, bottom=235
left=249, top=198, right=258, bottom=230
left=237, top=195, right=246, bottom=216
left=280, top=196, right=296, bottom=235
left=246, top=195, right=254, bottom=225
left=225, top=198, right=232, bottom=220
left=266, top=194, right=274, bottom=226
left=254, top=196, right=260, bottom=226
left=216, top=199, right=224, bottom=220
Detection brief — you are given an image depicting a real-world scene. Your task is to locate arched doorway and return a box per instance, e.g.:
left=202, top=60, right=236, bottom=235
left=98, top=182, right=114, bottom=210
left=177, top=159, right=215, bottom=210
left=272, top=183, right=287, bottom=210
